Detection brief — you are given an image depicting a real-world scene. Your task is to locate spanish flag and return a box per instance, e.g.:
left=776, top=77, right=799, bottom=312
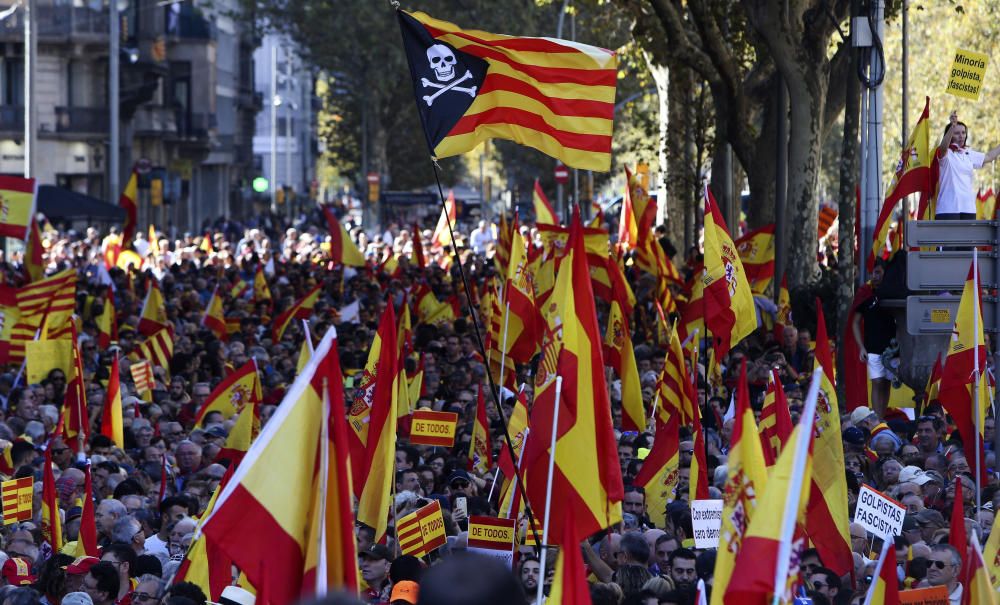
left=398, top=10, right=617, bottom=172
left=0, top=176, right=37, bottom=241
left=961, top=536, right=997, bottom=605
left=431, top=190, right=458, bottom=248
left=253, top=265, right=271, bottom=305
left=500, top=229, right=542, bottom=364
left=868, top=97, right=933, bottom=273
left=23, top=218, right=44, bottom=282
left=938, top=261, right=990, bottom=483
left=62, top=323, right=89, bottom=454
left=532, top=179, right=558, bottom=225
left=96, top=289, right=117, bottom=349
left=725, top=369, right=822, bottom=603
left=119, top=170, right=138, bottom=248
left=202, top=287, right=227, bottom=341
left=138, top=279, right=168, bottom=336
left=101, top=354, right=124, bottom=449
left=497, top=388, right=530, bottom=517
left=861, top=540, right=899, bottom=605
left=321, top=207, right=365, bottom=267
left=193, top=360, right=261, bottom=426
left=983, top=509, right=1000, bottom=589
left=545, top=506, right=592, bottom=605
left=603, top=299, right=645, bottom=432
left=734, top=224, right=775, bottom=295
left=201, top=329, right=360, bottom=603
left=702, top=186, right=757, bottom=359
left=272, top=285, right=322, bottom=342
left=711, top=360, right=768, bottom=605
left=73, top=464, right=99, bottom=557
left=41, top=448, right=62, bottom=554
left=633, top=411, right=680, bottom=530
left=467, top=384, right=492, bottom=475
left=173, top=485, right=243, bottom=601
left=523, top=209, right=623, bottom=540
left=807, top=301, right=853, bottom=576
left=214, top=400, right=258, bottom=468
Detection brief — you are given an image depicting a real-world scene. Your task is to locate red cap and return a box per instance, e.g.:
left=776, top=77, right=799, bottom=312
left=64, top=556, right=100, bottom=575
left=2, top=558, right=36, bottom=586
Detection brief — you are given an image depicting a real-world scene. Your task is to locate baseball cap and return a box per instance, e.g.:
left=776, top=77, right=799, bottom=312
left=2, top=558, right=35, bottom=585
left=205, top=426, right=228, bottom=439
left=914, top=509, right=946, bottom=528
left=898, top=466, right=932, bottom=486
left=61, top=593, right=93, bottom=605
left=65, top=556, right=100, bottom=575
left=446, top=470, right=472, bottom=486
left=842, top=427, right=866, bottom=447
left=359, top=544, right=394, bottom=562
left=902, top=515, right=919, bottom=532
left=850, top=406, right=876, bottom=426
left=390, top=580, right=419, bottom=604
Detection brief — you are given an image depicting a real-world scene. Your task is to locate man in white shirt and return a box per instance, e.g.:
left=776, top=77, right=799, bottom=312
left=470, top=220, right=495, bottom=255
left=936, top=111, right=1000, bottom=219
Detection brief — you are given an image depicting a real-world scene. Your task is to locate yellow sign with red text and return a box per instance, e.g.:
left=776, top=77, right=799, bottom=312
left=409, top=410, right=458, bottom=447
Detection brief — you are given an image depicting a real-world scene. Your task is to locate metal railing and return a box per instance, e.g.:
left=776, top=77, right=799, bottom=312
left=0, top=105, right=24, bottom=131
left=54, top=106, right=108, bottom=133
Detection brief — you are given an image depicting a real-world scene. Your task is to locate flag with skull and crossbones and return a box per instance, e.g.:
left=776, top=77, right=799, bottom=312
left=421, top=44, right=478, bottom=107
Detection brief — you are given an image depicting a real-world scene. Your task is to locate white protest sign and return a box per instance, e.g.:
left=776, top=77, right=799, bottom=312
left=854, top=485, right=905, bottom=540
left=690, top=499, right=723, bottom=549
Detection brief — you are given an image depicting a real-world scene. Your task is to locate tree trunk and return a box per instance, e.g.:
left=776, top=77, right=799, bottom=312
left=747, top=82, right=778, bottom=230
left=784, top=69, right=826, bottom=288
left=835, top=54, right=860, bottom=404
left=668, top=65, right=697, bottom=255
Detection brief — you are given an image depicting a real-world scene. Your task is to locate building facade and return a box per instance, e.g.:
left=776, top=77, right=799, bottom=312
left=0, top=0, right=261, bottom=234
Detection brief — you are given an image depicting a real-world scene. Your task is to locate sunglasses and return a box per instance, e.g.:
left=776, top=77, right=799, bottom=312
left=451, top=480, right=469, bottom=488
left=929, top=560, right=953, bottom=569
left=811, top=581, right=827, bottom=589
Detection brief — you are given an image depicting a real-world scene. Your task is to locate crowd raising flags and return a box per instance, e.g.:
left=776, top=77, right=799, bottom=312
left=1, top=6, right=996, bottom=605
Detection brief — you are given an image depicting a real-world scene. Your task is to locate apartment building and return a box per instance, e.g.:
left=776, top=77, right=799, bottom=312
left=0, top=0, right=261, bottom=233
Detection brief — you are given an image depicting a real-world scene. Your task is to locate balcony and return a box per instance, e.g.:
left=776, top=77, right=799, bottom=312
left=133, top=105, right=178, bottom=136
left=54, top=107, right=108, bottom=134
left=0, top=5, right=108, bottom=42
left=0, top=106, right=24, bottom=133
left=174, top=111, right=215, bottom=138
left=165, top=6, right=215, bottom=41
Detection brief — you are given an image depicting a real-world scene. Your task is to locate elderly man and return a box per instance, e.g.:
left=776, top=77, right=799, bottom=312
left=359, top=544, right=393, bottom=604
left=94, top=499, right=126, bottom=546
left=174, top=440, right=203, bottom=492
left=926, top=544, right=963, bottom=604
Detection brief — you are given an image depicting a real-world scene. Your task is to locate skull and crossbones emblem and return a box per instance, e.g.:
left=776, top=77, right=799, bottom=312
left=421, top=44, right=477, bottom=107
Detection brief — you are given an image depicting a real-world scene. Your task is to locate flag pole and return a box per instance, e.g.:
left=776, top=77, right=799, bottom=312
left=973, top=247, right=982, bottom=513
left=430, top=159, right=542, bottom=555
left=536, top=375, right=562, bottom=605
left=316, top=374, right=330, bottom=595
left=498, top=300, right=511, bottom=389
left=772, top=367, right=823, bottom=605
left=303, top=319, right=314, bottom=354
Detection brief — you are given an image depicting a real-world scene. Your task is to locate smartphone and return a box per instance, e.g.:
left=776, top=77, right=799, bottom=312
left=455, top=496, right=467, bottom=517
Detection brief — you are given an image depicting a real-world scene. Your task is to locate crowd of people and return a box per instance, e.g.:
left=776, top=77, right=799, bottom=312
left=0, top=199, right=990, bottom=605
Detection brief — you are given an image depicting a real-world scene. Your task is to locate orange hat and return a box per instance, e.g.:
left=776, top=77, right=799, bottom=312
left=2, top=558, right=35, bottom=586
left=389, top=580, right=419, bottom=605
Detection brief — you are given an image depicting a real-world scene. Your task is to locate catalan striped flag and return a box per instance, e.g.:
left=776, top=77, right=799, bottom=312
left=130, top=359, right=155, bottom=397
left=136, top=326, right=174, bottom=377
left=758, top=369, right=793, bottom=467
left=398, top=10, right=618, bottom=172
left=396, top=507, right=426, bottom=557
left=0, top=176, right=37, bottom=241
left=532, top=180, right=558, bottom=225
left=655, top=324, right=697, bottom=426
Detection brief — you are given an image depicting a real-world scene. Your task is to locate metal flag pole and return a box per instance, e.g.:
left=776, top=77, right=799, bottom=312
left=536, top=376, right=563, bottom=605
left=974, top=248, right=982, bottom=513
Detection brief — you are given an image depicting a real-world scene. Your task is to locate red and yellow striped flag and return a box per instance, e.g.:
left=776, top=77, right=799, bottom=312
left=523, top=209, right=623, bottom=540
left=272, top=285, right=322, bottom=343
left=322, top=207, right=365, bottom=267
left=467, top=384, right=492, bottom=475
left=101, top=355, right=124, bottom=449
left=398, top=10, right=618, bottom=171
left=119, top=170, right=138, bottom=248
left=939, top=261, right=990, bottom=484
left=532, top=180, right=558, bottom=225
left=634, top=411, right=680, bottom=530
left=807, top=301, right=853, bottom=576
left=138, top=279, right=168, bottom=336
left=41, top=448, right=62, bottom=554
left=193, top=360, right=261, bottom=425
left=603, top=299, right=645, bottom=432
left=0, top=176, right=37, bottom=240
left=711, top=360, right=768, bottom=604
left=759, top=369, right=793, bottom=467
left=136, top=326, right=174, bottom=376
left=703, top=186, right=757, bottom=359
left=862, top=541, right=900, bottom=605
left=201, top=329, right=360, bottom=603
left=656, top=324, right=697, bottom=426
left=129, top=359, right=154, bottom=397
left=202, top=287, right=227, bottom=341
